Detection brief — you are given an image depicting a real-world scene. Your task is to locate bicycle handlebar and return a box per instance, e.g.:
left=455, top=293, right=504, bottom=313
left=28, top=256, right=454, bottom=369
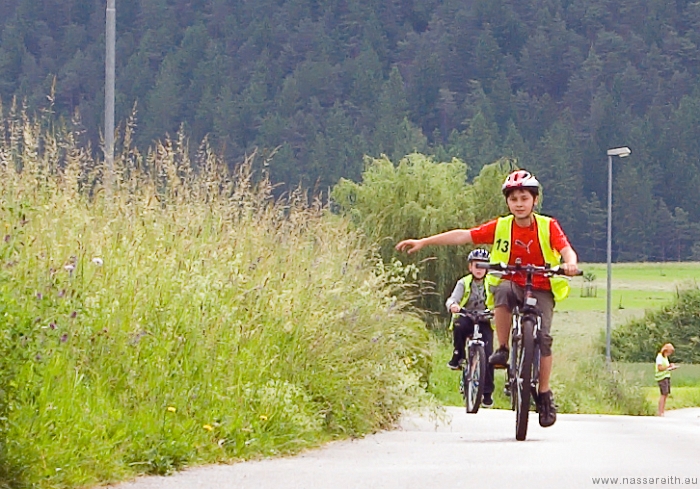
left=457, top=308, right=494, bottom=321
left=474, top=261, right=584, bottom=277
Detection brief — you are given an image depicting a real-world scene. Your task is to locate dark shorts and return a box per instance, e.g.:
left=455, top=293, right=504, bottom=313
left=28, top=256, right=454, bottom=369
left=491, top=280, right=555, bottom=357
left=658, top=377, right=671, bottom=396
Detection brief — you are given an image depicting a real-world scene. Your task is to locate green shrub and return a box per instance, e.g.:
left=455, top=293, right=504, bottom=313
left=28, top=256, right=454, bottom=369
left=611, top=287, right=700, bottom=363
left=331, top=154, right=510, bottom=318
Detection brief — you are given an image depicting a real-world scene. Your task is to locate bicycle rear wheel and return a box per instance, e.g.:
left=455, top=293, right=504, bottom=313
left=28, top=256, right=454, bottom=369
left=465, top=344, right=486, bottom=413
left=514, top=319, right=535, bottom=441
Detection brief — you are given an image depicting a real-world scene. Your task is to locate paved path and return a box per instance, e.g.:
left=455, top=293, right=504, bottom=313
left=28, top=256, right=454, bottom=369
left=112, top=408, right=700, bottom=489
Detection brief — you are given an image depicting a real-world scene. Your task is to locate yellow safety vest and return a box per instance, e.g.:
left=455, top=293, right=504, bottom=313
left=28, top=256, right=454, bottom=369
left=451, top=274, right=493, bottom=329
left=486, top=213, right=570, bottom=307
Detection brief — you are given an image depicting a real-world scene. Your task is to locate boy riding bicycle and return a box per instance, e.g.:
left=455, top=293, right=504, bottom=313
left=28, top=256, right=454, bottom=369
left=446, top=248, right=495, bottom=407
left=396, top=169, right=579, bottom=428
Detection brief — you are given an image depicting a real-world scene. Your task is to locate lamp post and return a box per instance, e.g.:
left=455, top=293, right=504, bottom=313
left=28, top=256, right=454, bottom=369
left=605, top=146, right=631, bottom=363
left=105, top=0, right=116, bottom=188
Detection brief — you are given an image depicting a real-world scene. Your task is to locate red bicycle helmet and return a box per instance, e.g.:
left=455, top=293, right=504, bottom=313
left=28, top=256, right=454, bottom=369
left=502, top=170, right=540, bottom=196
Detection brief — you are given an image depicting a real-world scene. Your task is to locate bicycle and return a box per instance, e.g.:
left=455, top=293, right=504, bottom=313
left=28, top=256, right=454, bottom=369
left=456, top=308, right=494, bottom=414
left=475, top=261, right=582, bottom=440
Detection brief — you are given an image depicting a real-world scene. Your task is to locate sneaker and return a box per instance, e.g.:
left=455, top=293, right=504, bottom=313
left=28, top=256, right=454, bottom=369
left=537, top=390, right=557, bottom=427
left=488, top=346, right=509, bottom=367
left=482, top=393, right=494, bottom=408
left=447, top=359, right=461, bottom=370
left=447, top=350, right=462, bottom=370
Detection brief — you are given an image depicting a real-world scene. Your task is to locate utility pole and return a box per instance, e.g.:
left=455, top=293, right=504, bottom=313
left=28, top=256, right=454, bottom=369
left=105, top=0, right=116, bottom=188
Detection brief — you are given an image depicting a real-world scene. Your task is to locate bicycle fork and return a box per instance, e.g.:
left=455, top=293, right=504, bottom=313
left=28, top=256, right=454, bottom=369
left=505, top=314, right=541, bottom=405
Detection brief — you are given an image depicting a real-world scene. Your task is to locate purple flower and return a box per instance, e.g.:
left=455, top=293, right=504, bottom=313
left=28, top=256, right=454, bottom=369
left=70, top=311, right=77, bottom=319
left=49, top=322, right=57, bottom=330
left=36, top=292, right=43, bottom=300
left=60, top=334, right=68, bottom=343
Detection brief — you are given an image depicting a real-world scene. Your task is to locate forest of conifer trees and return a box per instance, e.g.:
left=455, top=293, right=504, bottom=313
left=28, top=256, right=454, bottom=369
left=2, top=0, right=700, bottom=261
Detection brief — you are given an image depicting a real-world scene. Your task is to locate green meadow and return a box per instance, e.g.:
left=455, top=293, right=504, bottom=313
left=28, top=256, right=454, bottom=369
left=429, top=262, right=700, bottom=414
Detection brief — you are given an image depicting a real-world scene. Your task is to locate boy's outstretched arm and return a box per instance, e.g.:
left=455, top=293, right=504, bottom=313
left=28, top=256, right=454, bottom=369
left=395, top=229, right=473, bottom=254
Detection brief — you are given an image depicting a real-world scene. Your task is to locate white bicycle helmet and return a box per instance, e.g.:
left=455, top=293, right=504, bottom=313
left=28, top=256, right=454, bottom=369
left=468, top=248, right=490, bottom=262
left=502, top=170, right=540, bottom=196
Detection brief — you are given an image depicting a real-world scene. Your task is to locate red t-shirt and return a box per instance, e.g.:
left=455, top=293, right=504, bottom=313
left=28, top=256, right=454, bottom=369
left=470, top=216, right=571, bottom=290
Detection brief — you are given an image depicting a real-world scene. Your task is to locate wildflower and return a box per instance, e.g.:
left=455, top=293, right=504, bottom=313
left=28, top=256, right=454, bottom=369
left=259, top=414, right=268, bottom=422
left=60, top=334, right=68, bottom=343
left=70, top=311, right=77, bottom=318
left=36, top=292, right=43, bottom=300
left=49, top=322, right=56, bottom=330
left=64, top=264, right=75, bottom=272
left=203, top=424, right=213, bottom=431
left=167, top=406, right=176, bottom=413
left=92, top=257, right=103, bottom=266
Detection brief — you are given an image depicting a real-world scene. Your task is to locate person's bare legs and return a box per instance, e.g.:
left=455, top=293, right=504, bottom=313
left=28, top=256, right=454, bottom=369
left=494, top=305, right=511, bottom=348
left=658, top=394, right=667, bottom=416
left=539, top=355, right=552, bottom=392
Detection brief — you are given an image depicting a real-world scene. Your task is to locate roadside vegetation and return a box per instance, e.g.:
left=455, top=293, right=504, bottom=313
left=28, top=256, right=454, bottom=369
left=0, top=109, right=433, bottom=487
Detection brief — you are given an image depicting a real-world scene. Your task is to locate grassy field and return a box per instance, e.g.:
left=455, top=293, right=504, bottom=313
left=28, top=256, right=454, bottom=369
left=428, top=262, right=700, bottom=414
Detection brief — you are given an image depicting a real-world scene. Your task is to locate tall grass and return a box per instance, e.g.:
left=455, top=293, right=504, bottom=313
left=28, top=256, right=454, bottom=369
left=0, top=105, right=432, bottom=487
left=552, top=339, right=653, bottom=415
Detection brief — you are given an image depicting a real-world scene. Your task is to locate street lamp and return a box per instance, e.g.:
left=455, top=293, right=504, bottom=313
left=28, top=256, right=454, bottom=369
left=605, top=146, right=631, bottom=363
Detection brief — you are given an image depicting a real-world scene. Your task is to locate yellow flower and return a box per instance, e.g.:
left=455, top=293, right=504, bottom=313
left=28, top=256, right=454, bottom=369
left=167, top=406, right=176, bottom=413
left=203, top=424, right=213, bottom=431
left=259, top=414, right=268, bottom=422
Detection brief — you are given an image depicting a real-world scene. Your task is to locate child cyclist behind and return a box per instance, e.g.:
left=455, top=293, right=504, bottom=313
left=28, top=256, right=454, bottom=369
left=446, top=248, right=495, bottom=407
left=396, top=169, right=579, bottom=428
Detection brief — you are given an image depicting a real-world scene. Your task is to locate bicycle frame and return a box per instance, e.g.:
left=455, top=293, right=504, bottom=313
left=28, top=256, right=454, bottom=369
left=457, top=309, right=493, bottom=413
left=508, top=299, right=542, bottom=409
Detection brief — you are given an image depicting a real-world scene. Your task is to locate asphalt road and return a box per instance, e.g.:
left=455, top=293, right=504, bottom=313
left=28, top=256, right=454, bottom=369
left=112, top=407, right=700, bottom=489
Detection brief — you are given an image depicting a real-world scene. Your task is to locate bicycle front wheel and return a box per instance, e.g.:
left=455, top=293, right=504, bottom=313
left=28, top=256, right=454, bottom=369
left=515, top=319, right=535, bottom=441
left=465, top=344, right=486, bottom=414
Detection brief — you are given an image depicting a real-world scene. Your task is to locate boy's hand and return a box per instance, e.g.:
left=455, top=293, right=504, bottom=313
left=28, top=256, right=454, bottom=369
left=449, top=304, right=460, bottom=314
left=561, top=263, right=579, bottom=276
left=395, top=239, right=424, bottom=254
